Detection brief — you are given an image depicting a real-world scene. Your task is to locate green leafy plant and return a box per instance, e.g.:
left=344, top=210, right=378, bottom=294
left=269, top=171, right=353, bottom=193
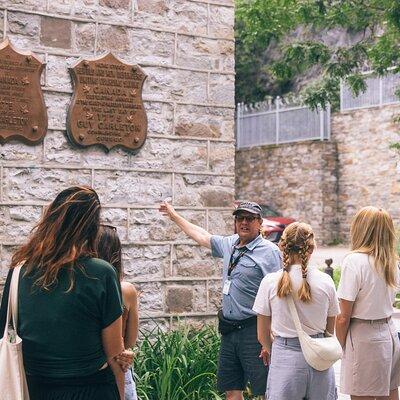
left=134, top=324, right=222, bottom=400
left=134, top=324, right=260, bottom=400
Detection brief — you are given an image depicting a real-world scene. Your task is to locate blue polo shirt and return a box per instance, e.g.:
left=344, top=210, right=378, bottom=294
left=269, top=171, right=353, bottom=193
left=211, top=234, right=281, bottom=321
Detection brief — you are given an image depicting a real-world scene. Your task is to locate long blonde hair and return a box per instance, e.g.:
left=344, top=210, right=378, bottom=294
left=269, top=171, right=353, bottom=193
left=350, top=206, right=398, bottom=288
left=277, top=222, right=314, bottom=302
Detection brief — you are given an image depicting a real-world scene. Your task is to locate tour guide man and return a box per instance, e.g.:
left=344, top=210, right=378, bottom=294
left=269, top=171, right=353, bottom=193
left=159, top=200, right=281, bottom=400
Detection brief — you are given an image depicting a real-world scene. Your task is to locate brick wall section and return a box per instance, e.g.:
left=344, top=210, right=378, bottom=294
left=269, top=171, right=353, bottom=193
left=332, top=104, right=400, bottom=241
left=235, top=141, right=339, bottom=245
left=236, top=104, right=400, bottom=245
left=0, top=0, right=235, bottom=329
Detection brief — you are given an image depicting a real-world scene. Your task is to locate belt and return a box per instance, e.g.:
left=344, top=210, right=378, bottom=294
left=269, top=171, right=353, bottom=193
left=352, top=317, right=391, bottom=324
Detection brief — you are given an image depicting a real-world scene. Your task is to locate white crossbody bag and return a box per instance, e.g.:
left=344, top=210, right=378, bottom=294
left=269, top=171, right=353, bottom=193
left=287, top=295, right=342, bottom=371
left=0, top=266, right=30, bottom=399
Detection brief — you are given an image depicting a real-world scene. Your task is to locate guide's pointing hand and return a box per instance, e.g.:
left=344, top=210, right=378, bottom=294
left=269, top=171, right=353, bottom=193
left=159, top=199, right=176, bottom=220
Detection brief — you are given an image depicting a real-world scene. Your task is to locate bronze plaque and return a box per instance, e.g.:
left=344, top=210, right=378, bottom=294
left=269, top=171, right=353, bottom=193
left=0, top=38, right=47, bottom=145
left=67, top=53, right=148, bottom=152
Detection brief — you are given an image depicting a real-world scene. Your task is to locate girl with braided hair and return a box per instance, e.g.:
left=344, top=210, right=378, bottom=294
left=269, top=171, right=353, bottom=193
left=253, top=222, right=339, bottom=400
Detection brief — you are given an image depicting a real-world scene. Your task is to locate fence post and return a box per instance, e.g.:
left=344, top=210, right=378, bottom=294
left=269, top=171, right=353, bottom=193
left=319, top=105, right=324, bottom=140
left=339, top=79, right=344, bottom=112
left=379, top=76, right=383, bottom=107
left=275, top=96, right=280, bottom=145
left=327, top=103, right=331, bottom=140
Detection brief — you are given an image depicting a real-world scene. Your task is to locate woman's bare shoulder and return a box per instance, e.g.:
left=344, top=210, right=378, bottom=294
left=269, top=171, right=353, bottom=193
left=121, top=281, right=138, bottom=306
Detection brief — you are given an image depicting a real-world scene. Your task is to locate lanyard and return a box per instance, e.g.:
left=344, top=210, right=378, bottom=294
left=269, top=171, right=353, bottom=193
left=227, top=246, right=248, bottom=277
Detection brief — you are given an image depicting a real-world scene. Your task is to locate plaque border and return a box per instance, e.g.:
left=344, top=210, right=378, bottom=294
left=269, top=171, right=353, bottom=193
left=0, top=38, right=48, bottom=146
left=67, top=52, right=148, bottom=153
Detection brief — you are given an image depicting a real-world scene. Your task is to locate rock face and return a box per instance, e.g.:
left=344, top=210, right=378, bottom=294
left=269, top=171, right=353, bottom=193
left=236, top=104, right=400, bottom=245
left=0, top=0, right=235, bottom=327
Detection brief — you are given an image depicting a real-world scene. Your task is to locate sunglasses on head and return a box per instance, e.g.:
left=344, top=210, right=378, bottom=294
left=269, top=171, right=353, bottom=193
left=100, top=224, right=117, bottom=231
left=235, top=215, right=259, bottom=223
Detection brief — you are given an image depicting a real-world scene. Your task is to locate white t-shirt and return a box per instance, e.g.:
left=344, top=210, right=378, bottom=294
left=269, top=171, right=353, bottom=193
left=253, top=265, right=339, bottom=338
left=337, top=252, right=398, bottom=319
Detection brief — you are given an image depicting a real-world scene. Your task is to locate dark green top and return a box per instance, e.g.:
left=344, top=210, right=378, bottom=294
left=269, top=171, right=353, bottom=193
left=18, top=257, right=123, bottom=378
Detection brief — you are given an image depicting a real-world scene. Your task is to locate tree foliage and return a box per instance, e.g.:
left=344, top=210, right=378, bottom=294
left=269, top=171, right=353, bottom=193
left=236, top=0, right=400, bottom=109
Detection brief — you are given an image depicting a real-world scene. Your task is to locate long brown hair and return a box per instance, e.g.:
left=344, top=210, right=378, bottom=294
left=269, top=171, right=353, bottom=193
left=350, top=206, right=398, bottom=287
left=11, top=186, right=101, bottom=291
left=277, top=222, right=314, bottom=302
left=97, top=225, right=123, bottom=281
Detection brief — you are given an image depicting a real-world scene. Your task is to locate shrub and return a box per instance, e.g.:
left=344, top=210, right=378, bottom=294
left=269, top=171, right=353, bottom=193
left=134, top=324, right=223, bottom=400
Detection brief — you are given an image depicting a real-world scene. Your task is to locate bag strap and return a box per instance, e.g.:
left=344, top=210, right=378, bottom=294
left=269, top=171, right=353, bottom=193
left=287, top=295, right=305, bottom=336
left=10, top=265, right=22, bottom=333
left=0, top=268, right=14, bottom=337
left=2, top=265, right=23, bottom=339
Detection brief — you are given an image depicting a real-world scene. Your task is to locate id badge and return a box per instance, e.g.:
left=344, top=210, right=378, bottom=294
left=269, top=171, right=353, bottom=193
left=223, top=279, right=231, bottom=295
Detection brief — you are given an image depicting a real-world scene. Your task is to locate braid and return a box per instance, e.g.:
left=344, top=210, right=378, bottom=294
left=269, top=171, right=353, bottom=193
left=277, top=243, right=292, bottom=298
left=298, top=242, right=312, bottom=302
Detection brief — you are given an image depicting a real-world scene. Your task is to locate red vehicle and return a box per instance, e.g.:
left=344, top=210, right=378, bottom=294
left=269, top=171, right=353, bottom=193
left=259, top=205, right=295, bottom=243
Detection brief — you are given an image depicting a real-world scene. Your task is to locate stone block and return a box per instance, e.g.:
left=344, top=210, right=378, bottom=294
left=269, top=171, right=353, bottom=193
left=0, top=206, right=42, bottom=243
left=174, top=174, right=234, bottom=207
left=136, top=281, right=164, bottom=312
left=166, top=286, right=192, bottom=313
left=209, top=5, right=234, bottom=39
left=96, top=24, right=130, bottom=52
left=209, top=74, right=235, bottom=105
left=7, top=11, right=40, bottom=38
left=134, top=0, right=207, bottom=36
left=128, top=138, right=207, bottom=172
left=44, top=131, right=82, bottom=165
left=208, top=279, right=222, bottom=312
left=0, top=11, right=3, bottom=31
left=2, top=167, right=92, bottom=202
left=144, top=67, right=207, bottom=104
left=46, top=55, right=76, bottom=91
left=48, top=0, right=74, bottom=14
left=44, top=92, right=71, bottom=129
left=122, top=244, right=169, bottom=279
left=128, top=28, right=174, bottom=65
left=170, top=0, right=208, bottom=36
left=128, top=209, right=205, bottom=242
left=93, top=170, right=171, bottom=205
left=176, top=36, right=234, bottom=72
left=101, top=207, right=128, bottom=241
left=175, top=104, right=234, bottom=140
left=40, top=17, right=72, bottom=49
left=144, top=101, right=174, bottom=136
left=0, top=140, right=43, bottom=162
left=73, top=0, right=98, bottom=19
left=98, top=0, right=131, bottom=23
left=81, top=146, right=130, bottom=169
left=172, top=245, right=219, bottom=278
left=209, top=142, right=235, bottom=173
left=73, top=22, right=96, bottom=53
left=0, top=0, right=45, bottom=12
left=139, top=318, right=169, bottom=334
left=170, top=316, right=217, bottom=330
left=207, top=210, right=233, bottom=236
left=0, top=245, right=18, bottom=279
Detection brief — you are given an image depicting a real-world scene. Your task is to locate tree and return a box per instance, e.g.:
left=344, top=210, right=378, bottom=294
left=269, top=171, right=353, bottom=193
left=236, top=0, right=400, bottom=110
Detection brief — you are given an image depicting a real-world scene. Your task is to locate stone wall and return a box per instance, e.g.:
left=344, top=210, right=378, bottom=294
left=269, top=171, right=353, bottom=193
left=235, top=141, right=339, bottom=245
left=0, top=0, right=235, bottom=329
left=333, top=104, right=400, bottom=241
left=236, top=104, right=400, bottom=245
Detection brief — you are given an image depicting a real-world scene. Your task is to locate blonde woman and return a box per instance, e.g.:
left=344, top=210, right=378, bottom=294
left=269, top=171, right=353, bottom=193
left=253, top=222, right=339, bottom=400
left=336, top=207, right=400, bottom=400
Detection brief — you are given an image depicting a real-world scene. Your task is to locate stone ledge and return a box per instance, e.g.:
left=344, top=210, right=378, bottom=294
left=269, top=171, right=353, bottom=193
left=1, top=6, right=235, bottom=42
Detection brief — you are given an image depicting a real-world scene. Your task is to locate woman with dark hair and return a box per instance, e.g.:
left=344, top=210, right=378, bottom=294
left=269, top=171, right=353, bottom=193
left=97, top=225, right=139, bottom=400
left=9, top=186, right=127, bottom=400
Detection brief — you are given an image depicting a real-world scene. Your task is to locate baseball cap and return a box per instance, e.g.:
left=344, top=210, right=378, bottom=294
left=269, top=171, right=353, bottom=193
left=233, top=201, right=262, bottom=217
